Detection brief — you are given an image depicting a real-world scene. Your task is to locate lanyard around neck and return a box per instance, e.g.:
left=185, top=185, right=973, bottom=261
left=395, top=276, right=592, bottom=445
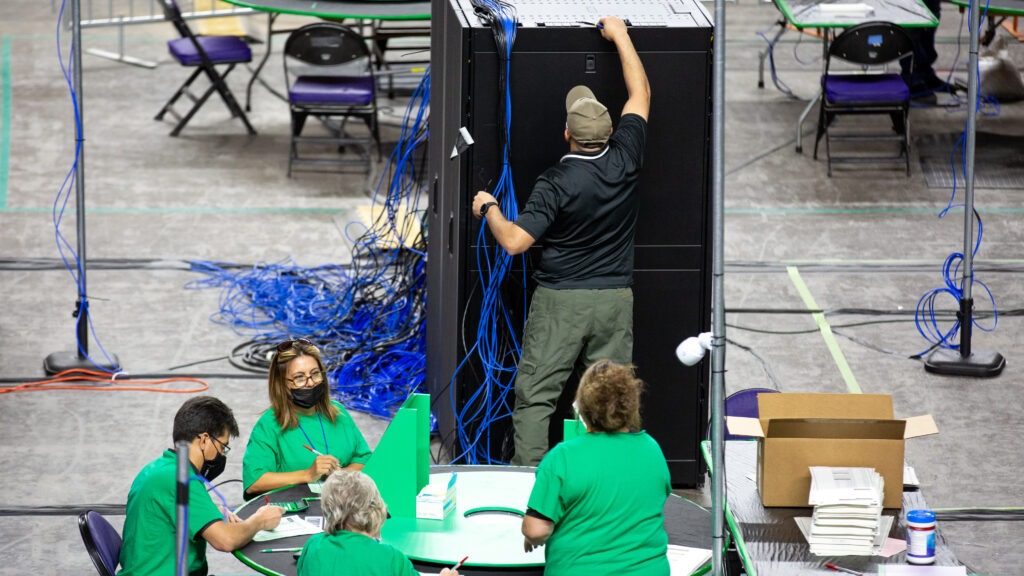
left=297, top=412, right=329, bottom=456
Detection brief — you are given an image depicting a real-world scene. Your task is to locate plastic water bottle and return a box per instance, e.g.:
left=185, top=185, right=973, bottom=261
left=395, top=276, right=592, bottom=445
left=906, top=509, right=936, bottom=564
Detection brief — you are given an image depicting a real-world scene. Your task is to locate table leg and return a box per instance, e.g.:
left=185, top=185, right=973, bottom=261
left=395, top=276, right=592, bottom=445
left=796, top=30, right=829, bottom=153
left=795, top=91, right=820, bottom=153
left=245, top=12, right=278, bottom=112
left=758, top=21, right=788, bottom=89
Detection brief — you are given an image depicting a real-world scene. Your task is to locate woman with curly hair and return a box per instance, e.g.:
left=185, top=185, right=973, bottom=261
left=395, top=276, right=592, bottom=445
left=522, top=359, right=671, bottom=575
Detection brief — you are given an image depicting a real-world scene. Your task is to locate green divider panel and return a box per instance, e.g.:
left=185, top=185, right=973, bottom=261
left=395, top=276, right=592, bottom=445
left=363, top=393, right=430, bottom=518
left=562, top=418, right=586, bottom=443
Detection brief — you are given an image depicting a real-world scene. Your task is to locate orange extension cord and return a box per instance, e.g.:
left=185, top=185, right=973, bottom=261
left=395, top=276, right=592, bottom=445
left=0, top=368, right=209, bottom=395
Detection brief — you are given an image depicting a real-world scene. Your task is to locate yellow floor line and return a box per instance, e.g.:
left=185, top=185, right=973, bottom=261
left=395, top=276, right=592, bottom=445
left=786, top=265, right=862, bottom=394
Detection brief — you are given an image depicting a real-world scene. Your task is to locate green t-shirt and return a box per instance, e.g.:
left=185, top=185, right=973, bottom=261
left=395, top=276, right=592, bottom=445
left=527, top=431, right=671, bottom=576
left=297, top=530, right=419, bottom=576
left=118, top=450, right=224, bottom=576
left=242, top=401, right=372, bottom=494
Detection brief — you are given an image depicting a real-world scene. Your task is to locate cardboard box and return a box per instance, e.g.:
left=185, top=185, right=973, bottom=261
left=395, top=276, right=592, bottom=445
left=415, top=473, right=456, bottom=520
left=726, top=393, right=938, bottom=509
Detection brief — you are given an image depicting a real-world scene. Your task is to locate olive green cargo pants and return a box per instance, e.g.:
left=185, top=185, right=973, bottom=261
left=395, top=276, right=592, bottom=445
left=510, top=285, right=633, bottom=466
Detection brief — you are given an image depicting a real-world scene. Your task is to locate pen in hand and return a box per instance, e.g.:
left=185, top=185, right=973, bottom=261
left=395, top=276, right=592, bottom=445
left=303, top=444, right=324, bottom=456
left=825, top=563, right=864, bottom=576
left=452, top=555, right=469, bottom=570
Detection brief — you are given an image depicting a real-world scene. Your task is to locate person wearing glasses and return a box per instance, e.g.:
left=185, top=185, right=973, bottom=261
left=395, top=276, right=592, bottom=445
left=242, top=339, right=373, bottom=500
left=118, top=396, right=284, bottom=576
left=521, top=360, right=671, bottom=576
left=298, top=470, right=461, bottom=576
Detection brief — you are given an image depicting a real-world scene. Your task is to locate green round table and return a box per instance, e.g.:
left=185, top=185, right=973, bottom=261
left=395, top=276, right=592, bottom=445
left=234, top=465, right=713, bottom=575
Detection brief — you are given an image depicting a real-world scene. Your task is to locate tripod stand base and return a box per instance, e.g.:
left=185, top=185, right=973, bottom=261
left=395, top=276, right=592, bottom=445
left=923, top=348, right=1005, bottom=377
left=43, top=351, right=121, bottom=376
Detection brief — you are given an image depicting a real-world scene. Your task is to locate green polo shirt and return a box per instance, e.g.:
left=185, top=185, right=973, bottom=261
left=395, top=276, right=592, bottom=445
left=118, top=450, right=224, bottom=576
left=527, top=431, right=671, bottom=576
left=242, top=401, right=372, bottom=495
left=297, top=530, right=419, bottom=576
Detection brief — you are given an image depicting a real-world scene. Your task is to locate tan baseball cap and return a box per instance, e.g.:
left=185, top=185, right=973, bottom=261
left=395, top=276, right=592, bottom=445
left=565, top=85, right=612, bottom=146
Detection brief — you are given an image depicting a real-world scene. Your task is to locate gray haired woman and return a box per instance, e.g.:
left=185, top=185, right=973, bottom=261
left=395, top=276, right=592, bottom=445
left=297, top=470, right=460, bottom=576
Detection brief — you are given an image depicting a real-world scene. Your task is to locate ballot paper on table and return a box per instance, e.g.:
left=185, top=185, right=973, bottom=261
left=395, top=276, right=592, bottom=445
left=817, top=2, right=875, bottom=15
left=304, top=515, right=323, bottom=530
left=667, top=544, right=712, bottom=575
left=794, top=515, right=894, bottom=555
left=252, top=515, right=323, bottom=542
left=808, top=466, right=884, bottom=506
left=878, top=566, right=967, bottom=575
left=308, top=480, right=323, bottom=494
left=904, top=463, right=920, bottom=488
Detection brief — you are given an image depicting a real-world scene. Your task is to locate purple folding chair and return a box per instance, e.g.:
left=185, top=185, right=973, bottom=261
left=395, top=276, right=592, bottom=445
left=154, top=0, right=255, bottom=136
left=78, top=510, right=122, bottom=576
left=283, top=22, right=381, bottom=176
left=813, top=22, right=914, bottom=177
left=714, top=387, right=780, bottom=441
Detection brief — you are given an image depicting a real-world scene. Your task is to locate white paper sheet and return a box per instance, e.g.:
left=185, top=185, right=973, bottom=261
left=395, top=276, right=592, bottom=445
left=878, top=566, right=967, bottom=575
left=252, top=515, right=323, bottom=542
left=667, top=544, right=712, bottom=575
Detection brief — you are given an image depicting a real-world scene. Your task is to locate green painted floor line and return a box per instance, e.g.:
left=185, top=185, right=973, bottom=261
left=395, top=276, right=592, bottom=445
left=0, top=36, right=11, bottom=211
left=727, top=206, right=1024, bottom=215
left=776, top=258, right=1024, bottom=265
left=1, top=206, right=345, bottom=214
left=786, top=265, right=863, bottom=395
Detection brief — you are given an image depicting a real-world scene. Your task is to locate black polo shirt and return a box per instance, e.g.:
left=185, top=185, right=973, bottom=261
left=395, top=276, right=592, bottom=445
left=515, top=113, right=647, bottom=289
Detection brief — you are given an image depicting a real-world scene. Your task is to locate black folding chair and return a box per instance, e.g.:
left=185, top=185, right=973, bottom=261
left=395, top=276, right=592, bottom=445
left=813, top=22, right=915, bottom=177
left=78, top=510, right=122, bottom=576
left=283, top=22, right=381, bottom=176
left=155, top=0, right=256, bottom=136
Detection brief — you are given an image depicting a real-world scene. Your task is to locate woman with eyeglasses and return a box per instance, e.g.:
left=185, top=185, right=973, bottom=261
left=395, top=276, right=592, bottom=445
left=242, top=339, right=372, bottom=499
left=297, top=470, right=460, bottom=576
left=521, top=359, right=671, bottom=576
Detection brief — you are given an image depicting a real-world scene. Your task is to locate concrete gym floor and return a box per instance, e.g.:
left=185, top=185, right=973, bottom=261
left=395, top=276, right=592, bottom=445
left=1, top=0, right=1023, bottom=574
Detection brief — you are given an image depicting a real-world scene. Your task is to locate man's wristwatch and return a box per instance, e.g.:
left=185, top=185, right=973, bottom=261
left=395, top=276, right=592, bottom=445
left=479, top=201, right=499, bottom=217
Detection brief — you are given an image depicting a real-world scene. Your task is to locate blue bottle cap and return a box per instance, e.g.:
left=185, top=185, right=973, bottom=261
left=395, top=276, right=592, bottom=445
left=907, top=509, right=936, bottom=523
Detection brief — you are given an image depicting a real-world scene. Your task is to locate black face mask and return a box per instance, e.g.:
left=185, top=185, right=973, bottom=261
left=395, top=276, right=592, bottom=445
left=200, top=448, right=227, bottom=482
left=290, top=383, right=326, bottom=409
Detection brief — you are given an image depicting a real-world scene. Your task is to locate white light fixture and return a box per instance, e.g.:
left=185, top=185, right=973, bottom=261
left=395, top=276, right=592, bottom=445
left=675, top=332, right=713, bottom=366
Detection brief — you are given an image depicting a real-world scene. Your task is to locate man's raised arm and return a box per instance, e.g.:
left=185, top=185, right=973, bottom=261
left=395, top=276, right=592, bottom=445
left=599, top=16, right=650, bottom=121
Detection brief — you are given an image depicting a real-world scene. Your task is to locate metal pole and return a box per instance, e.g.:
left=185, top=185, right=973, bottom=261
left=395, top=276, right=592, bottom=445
left=175, top=441, right=190, bottom=576
left=921, top=0, right=1004, bottom=377
left=44, top=0, right=119, bottom=374
left=72, top=0, right=90, bottom=359
left=960, top=0, right=979, bottom=357
left=710, top=0, right=727, bottom=571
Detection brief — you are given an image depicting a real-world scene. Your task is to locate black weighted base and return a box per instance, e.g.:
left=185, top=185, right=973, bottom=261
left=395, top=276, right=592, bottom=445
left=923, top=348, right=1006, bottom=377
left=43, top=350, right=120, bottom=376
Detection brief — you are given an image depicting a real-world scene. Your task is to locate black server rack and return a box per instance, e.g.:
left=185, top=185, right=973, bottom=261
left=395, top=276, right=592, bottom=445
left=427, top=0, right=714, bottom=486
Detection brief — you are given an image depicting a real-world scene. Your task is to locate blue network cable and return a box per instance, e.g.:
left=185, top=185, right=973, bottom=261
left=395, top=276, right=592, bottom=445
left=914, top=0, right=999, bottom=356
left=187, top=72, right=432, bottom=420
left=446, top=0, right=524, bottom=465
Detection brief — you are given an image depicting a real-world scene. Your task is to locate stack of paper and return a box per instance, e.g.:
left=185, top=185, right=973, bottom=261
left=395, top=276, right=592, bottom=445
left=800, top=467, right=887, bottom=556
